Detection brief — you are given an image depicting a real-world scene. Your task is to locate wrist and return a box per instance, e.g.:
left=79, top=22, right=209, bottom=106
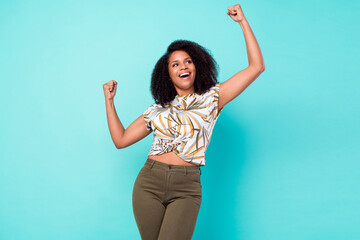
left=237, top=17, right=247, bottom=24
left=105, top=98, right=114, bottom=106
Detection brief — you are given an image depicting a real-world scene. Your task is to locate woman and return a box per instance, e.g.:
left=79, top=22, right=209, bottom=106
left=103, top=3, right=264, bottom=239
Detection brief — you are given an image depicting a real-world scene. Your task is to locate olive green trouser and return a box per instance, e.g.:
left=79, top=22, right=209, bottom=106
left=132, top=158, right=202, bottom=240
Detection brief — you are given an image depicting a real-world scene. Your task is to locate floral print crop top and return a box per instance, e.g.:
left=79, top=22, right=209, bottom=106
left=142, top=83, right=223, bottom=166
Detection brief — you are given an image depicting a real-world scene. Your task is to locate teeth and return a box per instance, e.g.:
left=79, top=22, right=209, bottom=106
left=180, top=73, right=190, bottom=77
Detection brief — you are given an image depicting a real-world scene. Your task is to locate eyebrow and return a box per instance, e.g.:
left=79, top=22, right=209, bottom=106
left=171, top=57, right=191, bottom=64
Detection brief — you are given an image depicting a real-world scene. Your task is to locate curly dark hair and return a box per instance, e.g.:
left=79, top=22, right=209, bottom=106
left=150, top=39, right=219, bottom=107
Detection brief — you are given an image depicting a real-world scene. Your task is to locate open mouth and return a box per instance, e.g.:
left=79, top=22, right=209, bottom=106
left=179, top=72, right=191, bottom=79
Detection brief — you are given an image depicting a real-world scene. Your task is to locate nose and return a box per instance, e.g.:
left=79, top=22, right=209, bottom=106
left=180, top=63, right=187, bottom=69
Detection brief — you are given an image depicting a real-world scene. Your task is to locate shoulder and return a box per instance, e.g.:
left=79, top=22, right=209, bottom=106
left=143, top=102, right=169, bottom=114
left=202, top=83, right=220, bottom=99
left=205, top=83, right=220, bottom=93
left=211, top=83, right=220, bottom=93
left=143, top=103, right=157, bottom=114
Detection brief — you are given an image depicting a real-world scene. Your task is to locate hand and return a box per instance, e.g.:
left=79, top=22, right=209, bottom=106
left=103, top=80, right=117, bottom=101
left=227, top=4, right=245, bottom=23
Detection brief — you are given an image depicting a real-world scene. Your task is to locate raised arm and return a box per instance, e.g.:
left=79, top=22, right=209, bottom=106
left=218, top=3, right=265, bottom=111
left=103, top=80, right=152, bottom=149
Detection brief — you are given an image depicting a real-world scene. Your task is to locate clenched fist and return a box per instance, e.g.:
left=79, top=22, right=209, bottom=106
left=227, top=4, right=246, bottom=23
left=103, top=80, right=117, bottom=101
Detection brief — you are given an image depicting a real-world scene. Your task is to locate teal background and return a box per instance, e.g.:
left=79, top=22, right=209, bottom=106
left=0, top=0, right=359, bottom=239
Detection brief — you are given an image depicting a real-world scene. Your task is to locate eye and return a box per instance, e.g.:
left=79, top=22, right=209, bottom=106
left=187, top=60, right=192, bottom=63
left=172, top=63, right=178, bottom=67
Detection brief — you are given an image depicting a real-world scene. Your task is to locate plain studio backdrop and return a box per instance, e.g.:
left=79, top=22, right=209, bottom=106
left=0, top=0, right=359, bottom=239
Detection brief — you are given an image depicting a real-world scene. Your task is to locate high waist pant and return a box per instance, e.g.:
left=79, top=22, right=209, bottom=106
left=132, top=158, right=202, bottom=240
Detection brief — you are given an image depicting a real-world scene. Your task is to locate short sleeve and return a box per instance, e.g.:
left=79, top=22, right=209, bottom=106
left=143, top=103, right=157, bottom=131
left=208, top=83, right=222, bottom=119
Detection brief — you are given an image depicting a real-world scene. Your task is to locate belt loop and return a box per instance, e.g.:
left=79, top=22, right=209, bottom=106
left=150, top=159, right=155, bottom=169
left=184, top=166, right=187, bottom=176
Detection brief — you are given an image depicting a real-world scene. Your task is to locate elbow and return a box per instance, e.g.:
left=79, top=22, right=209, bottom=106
left=116, top=141, right=130, bottom=149
left=258, top=64, right=265, bottom=73
left=260, top=65, right=265, bottom=73
left=115, top=141, right=124, bottom=149
left=115, top=143, right=125, bottom=149
left=250, top=64, right=265, bottom=74
left=114, top=136, right=126, bottom=149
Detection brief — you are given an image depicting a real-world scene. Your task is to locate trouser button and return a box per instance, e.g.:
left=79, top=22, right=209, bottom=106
left=168, top=165, right=171, bottom=169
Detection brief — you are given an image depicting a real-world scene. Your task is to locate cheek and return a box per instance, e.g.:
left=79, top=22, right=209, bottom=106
left=168, top=68, right=173, bottom=75
left=170, top=70, right=177, bottom=78
left=192, top=67, right=196, bottom=75
left=191, top=65, right=196, bottom=72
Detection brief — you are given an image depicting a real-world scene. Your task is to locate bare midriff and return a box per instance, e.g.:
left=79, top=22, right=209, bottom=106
left=147, top=151, right=198, bottom=166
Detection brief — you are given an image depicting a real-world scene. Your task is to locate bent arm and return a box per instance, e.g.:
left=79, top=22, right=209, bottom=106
left=219, top=17, right=265, bottom=111
left=105, top=99, right=151, bottom=149
left=241, top=18, right=265, bottom=70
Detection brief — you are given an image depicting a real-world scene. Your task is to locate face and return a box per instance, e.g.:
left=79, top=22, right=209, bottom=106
left=168, top=50, right=196, bottom=96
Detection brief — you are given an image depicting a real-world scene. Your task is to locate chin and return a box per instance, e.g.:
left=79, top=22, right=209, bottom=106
left=181, top=81, right=195, bottom=87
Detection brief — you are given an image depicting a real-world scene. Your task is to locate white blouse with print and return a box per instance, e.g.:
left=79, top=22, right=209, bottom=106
left=143, top=83, right=223, bottom=166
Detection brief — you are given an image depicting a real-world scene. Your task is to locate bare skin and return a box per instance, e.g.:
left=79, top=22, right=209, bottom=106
left=147, top=152, right=198, bottom=166
left=103, top=3, right=265, bottom=166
